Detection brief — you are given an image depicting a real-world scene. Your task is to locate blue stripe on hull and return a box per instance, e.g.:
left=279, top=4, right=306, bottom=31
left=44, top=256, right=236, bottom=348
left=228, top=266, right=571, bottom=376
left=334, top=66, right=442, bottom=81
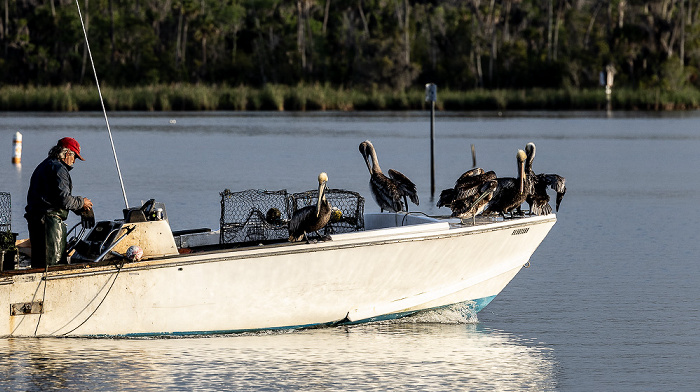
left=113, top=295, right=499, bottom=338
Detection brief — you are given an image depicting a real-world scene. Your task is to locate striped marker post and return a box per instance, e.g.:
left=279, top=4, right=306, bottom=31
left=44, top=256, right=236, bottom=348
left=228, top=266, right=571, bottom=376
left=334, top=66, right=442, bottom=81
left=12, top=132, right=22, bottom=165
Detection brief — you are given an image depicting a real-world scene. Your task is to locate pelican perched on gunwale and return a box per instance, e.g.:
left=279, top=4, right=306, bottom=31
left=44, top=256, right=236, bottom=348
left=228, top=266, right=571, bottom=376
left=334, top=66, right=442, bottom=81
left=483, top=149, right=529, bottom=217
left=524, top=142, right=567, bottom=215
left=359, top=140, right=419, bottom=212
left=288, top=172, right=332, bottom=243
left=437, top=167, right=498, bottom=220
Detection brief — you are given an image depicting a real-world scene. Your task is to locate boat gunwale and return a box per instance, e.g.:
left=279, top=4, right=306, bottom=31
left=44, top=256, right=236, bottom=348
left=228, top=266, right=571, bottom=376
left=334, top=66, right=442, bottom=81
left=2, top=214, right=556, bottom=283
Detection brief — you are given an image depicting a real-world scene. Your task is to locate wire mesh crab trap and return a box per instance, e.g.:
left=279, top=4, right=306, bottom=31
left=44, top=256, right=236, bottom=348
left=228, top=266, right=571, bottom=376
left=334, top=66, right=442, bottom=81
left=288, top=188, right=365, bottom=237
left=220, top=189, right=291, bottom=245
left=0, top=192, right=10, bottom=233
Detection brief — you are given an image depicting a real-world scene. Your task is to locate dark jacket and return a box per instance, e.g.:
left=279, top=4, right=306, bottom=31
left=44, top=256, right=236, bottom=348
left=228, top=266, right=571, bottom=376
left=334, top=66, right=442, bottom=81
left=25, top=157, right=84, bottom=220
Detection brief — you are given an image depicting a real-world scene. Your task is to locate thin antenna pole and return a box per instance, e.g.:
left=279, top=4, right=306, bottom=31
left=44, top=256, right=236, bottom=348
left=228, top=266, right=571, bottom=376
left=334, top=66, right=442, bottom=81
left=430, top=100, right=435, bottom=196
left=74, top=0, right=129, bottom=209
left=425, top=83, right=437, bottom=197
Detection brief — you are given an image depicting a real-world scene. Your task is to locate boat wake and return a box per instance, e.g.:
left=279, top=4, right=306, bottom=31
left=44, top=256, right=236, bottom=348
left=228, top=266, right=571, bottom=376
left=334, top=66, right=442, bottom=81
left=117, top=303, right=480, bottom=339
left=399, top=302, right=480, bottom=324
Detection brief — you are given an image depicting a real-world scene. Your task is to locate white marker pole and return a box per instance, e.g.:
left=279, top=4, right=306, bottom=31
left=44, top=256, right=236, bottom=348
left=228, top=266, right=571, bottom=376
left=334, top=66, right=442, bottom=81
left=12, top=132, right=22, bottom=165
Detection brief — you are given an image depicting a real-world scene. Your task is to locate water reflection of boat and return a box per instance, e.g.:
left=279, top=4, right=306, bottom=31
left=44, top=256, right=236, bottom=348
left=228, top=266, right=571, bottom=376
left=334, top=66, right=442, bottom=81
left=1, top=196, right=555, bottom=337
left=0, top=320, right=556, bottom=390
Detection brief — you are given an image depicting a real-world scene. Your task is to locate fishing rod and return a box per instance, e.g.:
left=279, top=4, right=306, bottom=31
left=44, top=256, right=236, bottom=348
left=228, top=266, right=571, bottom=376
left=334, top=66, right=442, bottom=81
left=74, top=0, right=129, bottom=209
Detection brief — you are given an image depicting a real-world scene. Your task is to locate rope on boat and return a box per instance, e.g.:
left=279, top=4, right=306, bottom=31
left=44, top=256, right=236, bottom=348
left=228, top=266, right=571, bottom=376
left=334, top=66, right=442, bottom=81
left=48, top=226, right=135, bottom=336
left=57, top=261, right=123, bottom=337
left=74, top=0, right=129, bottom=209
left=400, top=211, right=436, bottom=226
left=23, top=261, right=117, bottom=337
left=33, top=265, right=49, bottom=336
left=7, top=269, right=47, bottom=337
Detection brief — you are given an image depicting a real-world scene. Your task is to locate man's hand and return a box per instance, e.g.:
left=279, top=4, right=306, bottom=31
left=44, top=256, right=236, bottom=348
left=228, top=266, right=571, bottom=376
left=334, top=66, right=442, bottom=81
left=82, top=197, right=93, bottom=210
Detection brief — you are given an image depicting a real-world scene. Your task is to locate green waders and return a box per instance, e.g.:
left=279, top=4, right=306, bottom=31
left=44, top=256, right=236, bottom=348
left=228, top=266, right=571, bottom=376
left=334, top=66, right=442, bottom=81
left=28, top=209, right=68, bottom=269
left=44, top=209, right=68, bottom=266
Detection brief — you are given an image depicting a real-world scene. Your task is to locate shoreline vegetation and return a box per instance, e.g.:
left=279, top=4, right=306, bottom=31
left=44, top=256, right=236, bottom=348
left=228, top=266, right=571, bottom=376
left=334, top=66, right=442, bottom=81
left=2, top=85, right=700, bottom=112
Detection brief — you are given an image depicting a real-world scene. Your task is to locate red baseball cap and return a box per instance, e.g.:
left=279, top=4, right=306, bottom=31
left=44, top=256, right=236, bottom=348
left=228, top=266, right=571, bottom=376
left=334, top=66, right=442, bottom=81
left=57, top=137, right=85, bottom=161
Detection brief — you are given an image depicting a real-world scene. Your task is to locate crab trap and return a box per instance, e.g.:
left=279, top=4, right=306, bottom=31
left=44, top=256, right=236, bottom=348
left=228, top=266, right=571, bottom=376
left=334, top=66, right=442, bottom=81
left=288, top=189, right=365, bottom=237
left=0, top=192, right=10, bottom=233
left=219, top=189, right=291, bottom=244
left=220, top=188, right=365, bottom=245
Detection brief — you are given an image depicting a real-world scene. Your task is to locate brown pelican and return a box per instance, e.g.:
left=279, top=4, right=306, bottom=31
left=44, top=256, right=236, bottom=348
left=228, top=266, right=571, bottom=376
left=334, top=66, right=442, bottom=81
left=288, top=172, right=332, bottom=243
left=437, top=168, right=498, bottom=220
left=524, top=142, right=567, bottom=215
left=483, top=149, right=529, bottom=217
left=359, top=140, right=419, bottom=212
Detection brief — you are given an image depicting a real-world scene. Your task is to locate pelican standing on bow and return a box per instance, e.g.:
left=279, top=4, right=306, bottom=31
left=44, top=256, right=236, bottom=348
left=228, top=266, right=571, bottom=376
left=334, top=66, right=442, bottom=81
left=288, top=172, right=332, bottom=243
left=359, top=140, right=419, bottom=212
left=524, top=142, right=567, bottom=215
left=483, top=149, right=529, bottom=217
left=437, top=168, right=498, bottom=220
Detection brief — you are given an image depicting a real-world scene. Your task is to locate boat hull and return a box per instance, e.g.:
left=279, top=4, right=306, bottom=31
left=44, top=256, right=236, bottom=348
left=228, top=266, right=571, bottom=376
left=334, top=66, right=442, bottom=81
left=2, top=214, right=555, bottom=337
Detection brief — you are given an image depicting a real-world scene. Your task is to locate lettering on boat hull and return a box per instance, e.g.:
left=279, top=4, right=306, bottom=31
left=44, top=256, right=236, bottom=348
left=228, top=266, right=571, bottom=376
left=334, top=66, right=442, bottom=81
left=511, top=228, right=530, bottom=235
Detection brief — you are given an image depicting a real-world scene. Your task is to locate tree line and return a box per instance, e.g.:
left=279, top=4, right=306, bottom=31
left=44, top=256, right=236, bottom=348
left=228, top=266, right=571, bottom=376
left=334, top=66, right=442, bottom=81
left=1, top=0, right=698, bottom=92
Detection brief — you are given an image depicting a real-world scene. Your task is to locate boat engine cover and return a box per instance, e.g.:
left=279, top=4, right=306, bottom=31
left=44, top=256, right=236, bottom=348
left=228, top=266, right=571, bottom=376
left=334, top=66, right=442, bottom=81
left=111, top=220, right=178, bottom=259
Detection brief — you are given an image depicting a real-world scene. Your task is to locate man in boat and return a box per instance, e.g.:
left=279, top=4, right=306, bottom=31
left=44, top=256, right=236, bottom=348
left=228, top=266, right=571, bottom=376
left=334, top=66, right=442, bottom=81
left=24, top=137, right=94, bottom=269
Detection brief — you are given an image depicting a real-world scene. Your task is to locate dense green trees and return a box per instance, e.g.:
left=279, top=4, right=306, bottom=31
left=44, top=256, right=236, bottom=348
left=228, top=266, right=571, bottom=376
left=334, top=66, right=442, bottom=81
left=1, top=0, right=698, bottom=91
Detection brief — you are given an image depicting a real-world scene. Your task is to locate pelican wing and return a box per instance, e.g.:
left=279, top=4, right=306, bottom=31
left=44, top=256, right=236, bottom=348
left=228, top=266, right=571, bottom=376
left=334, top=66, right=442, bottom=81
left=454, top=168, right=485, bottom=185
left=450, top=180, right=498, bottom=218
left=483, top=177, right=526, bottom=215
left=540, top=174, right=566, bottom=193
left=455, top=171, right=496, bottom=199
left=288, top=205, right=316, bottom=241
left=529, top=196, right=553, bottom=215
left=288, top=201, right=332, bottom=242
left=454, top=185, right=481, bottom=200
left=538, top=173, right=566, bottom=211
left=526, top=175, right=552, bottom=215
left=370, top=173, right=403, bottom=212
left=388, top=169, right=419, bottom=206
left=439, top=170, right=495, bottom=210
left=437, top=188, right=456, bottom=208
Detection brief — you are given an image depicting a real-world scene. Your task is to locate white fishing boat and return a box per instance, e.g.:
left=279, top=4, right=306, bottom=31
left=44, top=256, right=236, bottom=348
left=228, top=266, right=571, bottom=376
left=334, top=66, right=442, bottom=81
left=1, top=193, right=555, bottom=337
left=0, top=1, right=556, bottom=337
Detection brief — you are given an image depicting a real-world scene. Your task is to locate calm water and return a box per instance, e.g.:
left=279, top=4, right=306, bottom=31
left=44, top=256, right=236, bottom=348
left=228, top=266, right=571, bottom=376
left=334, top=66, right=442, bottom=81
left=1, top=111, right=699, bottom=391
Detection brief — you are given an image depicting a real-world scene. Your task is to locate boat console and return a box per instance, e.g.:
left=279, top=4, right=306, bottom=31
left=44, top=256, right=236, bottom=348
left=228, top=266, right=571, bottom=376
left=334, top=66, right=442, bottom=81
left=70, top=199, right=178, bottom=263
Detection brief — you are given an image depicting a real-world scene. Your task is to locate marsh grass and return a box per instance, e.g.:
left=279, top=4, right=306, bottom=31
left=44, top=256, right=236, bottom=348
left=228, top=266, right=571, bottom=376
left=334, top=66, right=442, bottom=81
left=2, top=85, right=700, bottom=111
